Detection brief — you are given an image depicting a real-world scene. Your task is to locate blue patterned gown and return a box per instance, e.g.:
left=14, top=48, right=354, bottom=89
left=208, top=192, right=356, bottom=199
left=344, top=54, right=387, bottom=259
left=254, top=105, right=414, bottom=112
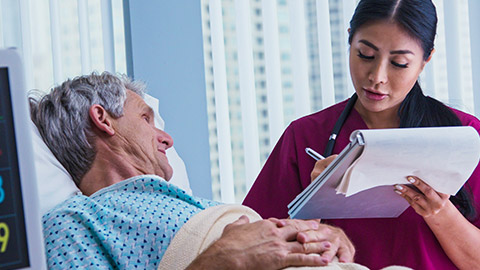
left=42, top=175, right=219, bottom=269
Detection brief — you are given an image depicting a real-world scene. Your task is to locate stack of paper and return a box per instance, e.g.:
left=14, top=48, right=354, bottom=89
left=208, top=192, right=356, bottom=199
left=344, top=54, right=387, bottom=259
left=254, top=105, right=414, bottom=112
left=288, top=126, right=480, bottom=219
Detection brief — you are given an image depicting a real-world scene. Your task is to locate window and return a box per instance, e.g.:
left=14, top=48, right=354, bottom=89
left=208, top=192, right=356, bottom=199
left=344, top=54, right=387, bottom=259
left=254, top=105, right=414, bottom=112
left=0, top=0, right=126, bottom=92
left=200, top=0, right=478, bottom=203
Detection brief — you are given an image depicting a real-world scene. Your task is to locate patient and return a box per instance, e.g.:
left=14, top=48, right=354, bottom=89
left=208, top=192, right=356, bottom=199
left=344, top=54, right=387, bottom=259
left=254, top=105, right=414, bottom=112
left=30, top=72, right=356, bottom=269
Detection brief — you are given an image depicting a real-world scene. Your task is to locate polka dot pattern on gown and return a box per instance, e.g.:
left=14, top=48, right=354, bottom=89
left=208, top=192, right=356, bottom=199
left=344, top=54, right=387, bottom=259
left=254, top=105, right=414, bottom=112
left=43, top=175, right=219, bottom=269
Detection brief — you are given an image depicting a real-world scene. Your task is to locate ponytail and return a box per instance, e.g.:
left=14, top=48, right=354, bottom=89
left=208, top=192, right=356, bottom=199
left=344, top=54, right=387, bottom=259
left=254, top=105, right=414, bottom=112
left=398, top=82, right=477, bottom=220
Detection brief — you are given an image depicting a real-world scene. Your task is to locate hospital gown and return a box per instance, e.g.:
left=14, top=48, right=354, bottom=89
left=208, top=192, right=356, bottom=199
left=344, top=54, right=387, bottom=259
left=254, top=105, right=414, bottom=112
left=43, top=175, right=219, bottom=269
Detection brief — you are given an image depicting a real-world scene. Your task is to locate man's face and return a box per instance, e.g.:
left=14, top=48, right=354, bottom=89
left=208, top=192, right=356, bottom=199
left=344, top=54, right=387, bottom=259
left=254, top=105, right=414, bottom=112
left=111, top=90, right=173, bottom=180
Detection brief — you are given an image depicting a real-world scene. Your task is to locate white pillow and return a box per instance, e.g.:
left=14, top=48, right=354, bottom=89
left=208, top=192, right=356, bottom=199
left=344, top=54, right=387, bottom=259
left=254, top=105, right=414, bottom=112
left=32, top=120, right=81, bottom=215
left=33, top=94, right=192, bottom=216
left=143, top=94, right=192, bottom=195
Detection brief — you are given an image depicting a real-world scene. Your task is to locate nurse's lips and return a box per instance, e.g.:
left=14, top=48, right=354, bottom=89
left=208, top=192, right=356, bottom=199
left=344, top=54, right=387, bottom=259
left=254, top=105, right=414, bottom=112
left=363, top=88, right=387, bottom=100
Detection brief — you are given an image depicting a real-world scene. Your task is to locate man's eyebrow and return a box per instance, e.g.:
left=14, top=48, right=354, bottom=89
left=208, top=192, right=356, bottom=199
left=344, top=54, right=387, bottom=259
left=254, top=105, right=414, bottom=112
left=140, top=103, right=154, bottom=116
left=145, top=106, right=154, bottom=116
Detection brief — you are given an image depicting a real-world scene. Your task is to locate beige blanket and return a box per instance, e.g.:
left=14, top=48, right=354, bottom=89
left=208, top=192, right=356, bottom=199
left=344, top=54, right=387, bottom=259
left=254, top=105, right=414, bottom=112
left=158, top=204, right=411, bottom=270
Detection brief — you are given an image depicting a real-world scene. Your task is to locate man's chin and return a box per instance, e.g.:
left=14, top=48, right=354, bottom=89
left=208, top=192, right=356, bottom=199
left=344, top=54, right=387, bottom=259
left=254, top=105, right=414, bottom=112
left=164, top=167, right=173, bottom=181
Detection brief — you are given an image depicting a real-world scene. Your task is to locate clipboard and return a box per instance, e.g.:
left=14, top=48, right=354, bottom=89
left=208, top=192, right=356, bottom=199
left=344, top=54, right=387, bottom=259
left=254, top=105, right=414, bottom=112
left=288, top=132, right=408, bottom=219
left=288, top=126, right=480, bottom=219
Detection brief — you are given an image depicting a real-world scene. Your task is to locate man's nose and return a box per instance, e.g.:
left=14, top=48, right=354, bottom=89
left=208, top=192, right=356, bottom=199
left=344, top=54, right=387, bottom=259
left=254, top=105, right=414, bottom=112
left=157, top=129, right=173, bottom=149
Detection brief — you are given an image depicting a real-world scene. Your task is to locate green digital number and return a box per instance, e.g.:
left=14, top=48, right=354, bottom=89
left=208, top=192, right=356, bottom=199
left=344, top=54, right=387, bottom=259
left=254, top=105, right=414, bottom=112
left=0, top=222, right=9, bottom=253
left=0, top=176, right=4, bottom=203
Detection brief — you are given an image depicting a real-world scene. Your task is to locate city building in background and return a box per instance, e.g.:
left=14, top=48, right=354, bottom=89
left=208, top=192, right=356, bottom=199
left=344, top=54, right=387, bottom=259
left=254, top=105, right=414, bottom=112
left=0, top=0, right=126, bottom=93
left=0, top=0, right=475, bottom=203
left=201, top=0, right=360, bottom=202
left=200, top=0, right=474, bottom=203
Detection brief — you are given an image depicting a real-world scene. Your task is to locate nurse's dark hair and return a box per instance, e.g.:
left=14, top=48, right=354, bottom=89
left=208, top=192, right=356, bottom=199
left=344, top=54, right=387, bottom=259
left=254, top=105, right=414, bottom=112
left=348, top=0, right=477, bottom=220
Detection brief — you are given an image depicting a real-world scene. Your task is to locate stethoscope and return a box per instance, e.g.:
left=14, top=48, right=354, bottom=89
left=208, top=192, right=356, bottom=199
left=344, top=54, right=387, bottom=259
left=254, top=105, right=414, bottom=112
left=323, top=93, right=358, bottom=157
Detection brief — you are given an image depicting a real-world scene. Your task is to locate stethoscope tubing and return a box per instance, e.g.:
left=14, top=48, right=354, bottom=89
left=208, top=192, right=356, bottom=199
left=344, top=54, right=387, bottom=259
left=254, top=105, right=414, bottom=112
left=323, top=93, right=358, bottom=157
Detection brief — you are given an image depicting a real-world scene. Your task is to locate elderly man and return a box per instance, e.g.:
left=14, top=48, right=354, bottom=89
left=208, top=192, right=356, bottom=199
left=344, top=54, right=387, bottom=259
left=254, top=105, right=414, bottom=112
left=30, top=72, right=355, bottom=269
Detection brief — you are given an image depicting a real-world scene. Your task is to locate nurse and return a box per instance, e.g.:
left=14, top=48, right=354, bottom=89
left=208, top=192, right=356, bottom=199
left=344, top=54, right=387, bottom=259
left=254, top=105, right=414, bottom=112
left=243, top=0, right=480, bottom=269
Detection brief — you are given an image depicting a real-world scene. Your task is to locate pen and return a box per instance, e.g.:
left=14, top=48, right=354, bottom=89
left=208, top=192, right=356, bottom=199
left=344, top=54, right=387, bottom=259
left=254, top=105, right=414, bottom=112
left=305, top=147, right=325, bottom=161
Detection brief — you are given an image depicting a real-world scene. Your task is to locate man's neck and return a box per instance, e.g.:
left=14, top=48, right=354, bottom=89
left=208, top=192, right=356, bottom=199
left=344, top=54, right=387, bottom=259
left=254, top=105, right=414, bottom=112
left=79, top=142, right=144, bottom=196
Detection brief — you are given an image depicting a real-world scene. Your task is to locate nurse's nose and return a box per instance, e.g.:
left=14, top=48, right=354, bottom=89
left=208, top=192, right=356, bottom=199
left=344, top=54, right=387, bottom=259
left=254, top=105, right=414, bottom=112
left=368, top=61, right=388, bottom=85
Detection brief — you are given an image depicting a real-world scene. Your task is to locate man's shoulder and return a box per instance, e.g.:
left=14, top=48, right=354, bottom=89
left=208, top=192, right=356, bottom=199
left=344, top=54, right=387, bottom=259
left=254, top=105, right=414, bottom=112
left=42, top=174, right=219, bottom=223
left=42, top=194, right=89, bottom=219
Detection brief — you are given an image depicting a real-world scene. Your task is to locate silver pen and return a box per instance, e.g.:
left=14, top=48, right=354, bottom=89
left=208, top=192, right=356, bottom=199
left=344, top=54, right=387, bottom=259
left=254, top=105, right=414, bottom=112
left=305, top=147, right=325, bottom=161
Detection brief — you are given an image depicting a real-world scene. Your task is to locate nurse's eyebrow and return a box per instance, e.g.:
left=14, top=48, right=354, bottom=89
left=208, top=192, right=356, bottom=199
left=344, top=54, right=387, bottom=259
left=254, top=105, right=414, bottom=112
left=390, top=49, right=414, bottom=55
left=359, top=40, right=378, bottom=51
left=359, top=39, right=415, bottom=55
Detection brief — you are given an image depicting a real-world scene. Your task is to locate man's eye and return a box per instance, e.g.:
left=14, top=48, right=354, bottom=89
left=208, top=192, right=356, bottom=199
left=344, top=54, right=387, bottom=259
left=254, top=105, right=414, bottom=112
left=391, top=61, right=408, bottom=68
left=357, top=51, right=374, bottom=60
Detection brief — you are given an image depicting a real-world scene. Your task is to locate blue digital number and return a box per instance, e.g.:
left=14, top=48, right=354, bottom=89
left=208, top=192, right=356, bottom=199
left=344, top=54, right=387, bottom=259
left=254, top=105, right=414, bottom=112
left=0, top=176, right=4, bottom=204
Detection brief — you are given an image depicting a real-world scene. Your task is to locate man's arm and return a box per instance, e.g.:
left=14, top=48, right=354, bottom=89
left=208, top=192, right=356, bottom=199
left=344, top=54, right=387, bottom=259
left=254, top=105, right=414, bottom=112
left=186, top=215, right=355, bottom=270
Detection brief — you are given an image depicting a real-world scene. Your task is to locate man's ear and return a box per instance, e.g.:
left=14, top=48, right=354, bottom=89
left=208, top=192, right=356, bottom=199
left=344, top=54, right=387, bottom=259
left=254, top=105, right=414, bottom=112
left=89, top=105, right=115, bottom=136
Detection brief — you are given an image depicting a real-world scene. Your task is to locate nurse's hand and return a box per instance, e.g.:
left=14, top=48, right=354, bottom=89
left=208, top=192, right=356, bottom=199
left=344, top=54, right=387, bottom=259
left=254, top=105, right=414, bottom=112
left=394, top=176, right=450, bottom=217
left=310, top=155, right=337, bottom=182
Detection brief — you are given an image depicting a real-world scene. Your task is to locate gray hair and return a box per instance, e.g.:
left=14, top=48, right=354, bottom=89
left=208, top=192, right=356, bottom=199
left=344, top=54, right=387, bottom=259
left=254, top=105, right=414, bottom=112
left=29, top=71, right=146, bottom=186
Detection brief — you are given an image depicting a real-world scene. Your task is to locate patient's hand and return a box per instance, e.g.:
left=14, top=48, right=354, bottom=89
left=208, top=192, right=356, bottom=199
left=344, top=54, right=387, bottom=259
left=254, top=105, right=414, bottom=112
left=273, top=219, right=355, bottom=263
left=311, top=155, right=338, bottom=182
left=186, top=215, right=332, bottom=270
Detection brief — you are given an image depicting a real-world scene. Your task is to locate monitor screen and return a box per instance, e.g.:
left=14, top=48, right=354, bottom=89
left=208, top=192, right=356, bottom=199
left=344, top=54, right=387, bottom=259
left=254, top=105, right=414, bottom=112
left=0, top=67, right=30, bottom=269
left=0, top=49, right=45, bottom=269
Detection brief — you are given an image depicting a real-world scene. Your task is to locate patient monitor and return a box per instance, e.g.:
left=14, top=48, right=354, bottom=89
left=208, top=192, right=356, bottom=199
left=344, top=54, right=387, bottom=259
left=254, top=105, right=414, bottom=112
left=0, top=49, right=46, bottom=269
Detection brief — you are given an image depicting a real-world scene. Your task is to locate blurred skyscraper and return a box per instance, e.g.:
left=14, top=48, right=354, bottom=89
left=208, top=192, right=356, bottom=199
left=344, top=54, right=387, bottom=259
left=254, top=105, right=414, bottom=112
left=201, top=0, right=351, bottom=202
left=200, top=0, right=473, bottom=203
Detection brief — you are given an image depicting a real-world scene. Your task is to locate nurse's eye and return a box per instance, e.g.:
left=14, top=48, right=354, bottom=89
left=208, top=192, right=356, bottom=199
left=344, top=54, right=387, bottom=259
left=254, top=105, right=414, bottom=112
left=142, top=115, right=150, bottom=122
left=357, top=51, right=374, bottom=60
left=391, top=61, right=408, bottom=68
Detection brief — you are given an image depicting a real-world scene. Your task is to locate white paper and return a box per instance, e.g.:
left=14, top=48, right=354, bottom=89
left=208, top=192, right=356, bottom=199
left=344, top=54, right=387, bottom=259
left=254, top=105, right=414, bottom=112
left=337, top=126, right=480, bottom=197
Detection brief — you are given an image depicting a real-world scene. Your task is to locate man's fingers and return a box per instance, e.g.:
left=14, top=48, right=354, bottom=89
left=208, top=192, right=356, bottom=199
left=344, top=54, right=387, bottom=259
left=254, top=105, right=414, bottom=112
left=284, top=219, right=320, bottom=231
left=296, top=226, right=332, bottom=243
left=225, top=215, right=250, bottom=229
left=284, top=253, right=329, bottom=267
left=318, top=248, right=337, bottom=264
left=336, top=246, right=355, bottom=263
left=288, top=240, right=331, bottom=254
left=235, top=215, right=250, bottom=224
left=276, top=220, right=320, bottom=241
